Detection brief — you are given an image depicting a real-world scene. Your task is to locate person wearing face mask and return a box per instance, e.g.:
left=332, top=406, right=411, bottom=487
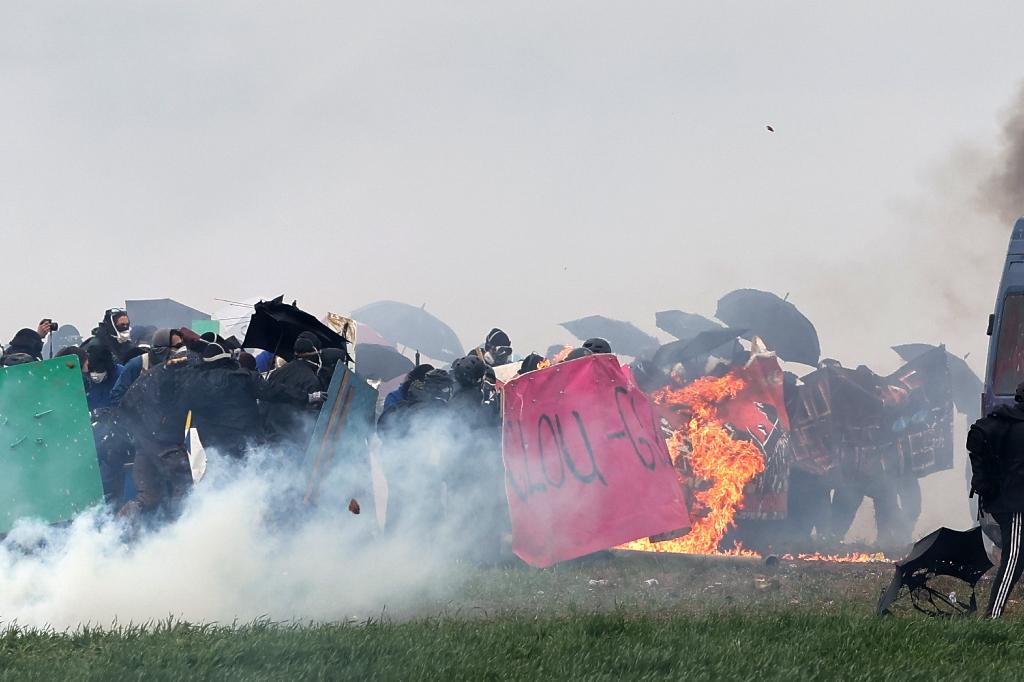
left=55, top=344, right=132, bottom=506
left=90, top=308, right=138, bottom=365
left=81, top=340, right=125, bottom=413
left=472, top=328, right=513, bottom=368
left=261, top=331, right=331, bottom=458
left=109, top=328, right=183, bottom=406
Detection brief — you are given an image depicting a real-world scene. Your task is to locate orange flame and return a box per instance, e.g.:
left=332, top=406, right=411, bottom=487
left=648, top=374, right=765, bottom=554
left=536, top=345, right=574, bottom=370
left=616, top=537, right=886, bottom=563
left=616, top=373, right=890, bottom=563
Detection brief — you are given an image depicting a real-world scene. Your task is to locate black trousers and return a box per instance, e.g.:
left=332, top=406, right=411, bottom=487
left=987, top=511, right=1024, bottom=618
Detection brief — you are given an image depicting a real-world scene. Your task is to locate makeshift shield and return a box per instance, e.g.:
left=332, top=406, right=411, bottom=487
left=0, top=356, right=103, bottom=532
left=501, top=354, right=690, bottom=568
left=302, top=364, right=379, bottom=519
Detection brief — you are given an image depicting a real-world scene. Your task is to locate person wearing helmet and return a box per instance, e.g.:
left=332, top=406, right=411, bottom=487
left=562, top=347, right=594, bottom=362
left=582, top=337, right=612, bottom=355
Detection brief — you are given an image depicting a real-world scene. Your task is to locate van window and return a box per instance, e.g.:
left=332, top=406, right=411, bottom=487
left=994, top=292, right=1024, bottom=395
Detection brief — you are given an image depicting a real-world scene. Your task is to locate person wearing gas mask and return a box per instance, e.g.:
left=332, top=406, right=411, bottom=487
left=109, top=328, right=184, bottom=406
left=262, top=331, right=331, bottom=458
left=91, top=308, right=138, bottom=364
left=473, top=328, right=513, bottom=368
left=377, top=367, right=455, bottom=536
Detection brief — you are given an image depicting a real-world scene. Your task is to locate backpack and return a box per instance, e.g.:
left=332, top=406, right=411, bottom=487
left=967, top=413, right=1014, bottom=503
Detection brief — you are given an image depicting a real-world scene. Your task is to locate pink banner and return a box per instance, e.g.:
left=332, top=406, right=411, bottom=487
left=502, top=354, right=690, bottom=567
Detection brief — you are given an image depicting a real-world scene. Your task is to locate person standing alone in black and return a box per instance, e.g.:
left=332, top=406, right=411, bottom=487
left=968, top=381, right=1024, bottom=618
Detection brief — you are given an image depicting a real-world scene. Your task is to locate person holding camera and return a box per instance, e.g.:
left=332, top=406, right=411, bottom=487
left=0, top=319, right=56, bottom=367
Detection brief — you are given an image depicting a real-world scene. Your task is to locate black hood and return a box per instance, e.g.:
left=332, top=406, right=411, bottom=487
left=993, top=404, right=1024, bottom=421
left=6, top=329, right=43, bottom=359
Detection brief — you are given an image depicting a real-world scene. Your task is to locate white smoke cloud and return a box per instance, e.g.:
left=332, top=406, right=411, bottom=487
left=0, top=442, right=468, bottom=628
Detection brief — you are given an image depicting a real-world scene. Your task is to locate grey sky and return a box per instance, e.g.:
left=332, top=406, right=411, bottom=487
left=3, top=2, right=1023, bottom=371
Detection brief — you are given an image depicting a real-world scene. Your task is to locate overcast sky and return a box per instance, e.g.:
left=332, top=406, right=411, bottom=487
left=3, top=2, right=1023, bottom=372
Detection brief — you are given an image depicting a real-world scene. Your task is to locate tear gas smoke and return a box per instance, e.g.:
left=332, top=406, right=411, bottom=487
left=0, top=409, right=495, bottom=628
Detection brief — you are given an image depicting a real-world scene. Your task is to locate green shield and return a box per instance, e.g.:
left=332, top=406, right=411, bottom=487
left=0, top=356, right=103, bottom=532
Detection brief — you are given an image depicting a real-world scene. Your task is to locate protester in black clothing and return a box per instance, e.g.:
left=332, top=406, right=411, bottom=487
left=116, top=354, right=193, bottom=517
left=91, top=308, right=138, bottom=364
left=969, top=381, right=1024, bottom=618
left=181, top=343, right=263, bottom=459
left=446, top=354, right=507, bottom=563
left=1, top=326, right=47, bottom=366
left=473, top=328, right=513, bottom=368
left=262, top=332, right=329, bottom=457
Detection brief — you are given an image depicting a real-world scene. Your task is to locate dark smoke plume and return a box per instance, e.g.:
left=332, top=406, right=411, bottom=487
left=981, top=82, right=1024, bottom=224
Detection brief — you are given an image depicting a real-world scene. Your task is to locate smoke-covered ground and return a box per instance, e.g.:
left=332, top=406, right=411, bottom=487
left=0, top=449, right=458, bottom=629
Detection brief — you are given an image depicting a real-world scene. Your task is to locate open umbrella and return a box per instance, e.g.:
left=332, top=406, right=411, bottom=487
left=715, top=289, right=820, bottom=366
left=241, top=296, right=348, bottom=361
left=351, top=301, right=463, bottom=363
left=354, top=343, right=415, bottom=381
left=652, top=328, right=747, bottom=370
left=560, top=315, right=659, bottom=358
left=655, top=310, right=724, bottom=341
left=892, top=344, right=983, bottom=417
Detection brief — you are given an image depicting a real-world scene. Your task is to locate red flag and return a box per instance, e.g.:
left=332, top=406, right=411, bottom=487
left=502, top=354, right=690, bottom=567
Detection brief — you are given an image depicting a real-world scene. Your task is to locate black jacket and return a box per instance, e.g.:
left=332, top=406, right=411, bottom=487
left=970, top=404, right=1024, bottom=514
left=92, top=312, right=138, bottom=365
left=119, top=356, right=192, bottom=446
left=181, top=359, right=262, bottom=458
left=1, top=329, right=43, bottom=367
left=262, top=358, right=325, bottom=448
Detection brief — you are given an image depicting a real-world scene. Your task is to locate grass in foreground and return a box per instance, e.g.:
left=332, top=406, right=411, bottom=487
left=2, top=610, right=1024, bottom=681
left=2, top=555, right=1018, bottom=680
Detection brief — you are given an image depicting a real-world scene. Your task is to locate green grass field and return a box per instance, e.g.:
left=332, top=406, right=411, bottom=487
left=3, top=552, right=1021, bottom=681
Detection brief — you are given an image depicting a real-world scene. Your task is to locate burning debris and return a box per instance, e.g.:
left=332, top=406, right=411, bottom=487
left=649, top=374, right=765, bottom=554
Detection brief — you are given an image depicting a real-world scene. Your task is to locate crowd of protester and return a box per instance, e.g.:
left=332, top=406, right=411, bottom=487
left=0, top=307, right=936, bottom=562
left=0, top=311, right=620, bottom=564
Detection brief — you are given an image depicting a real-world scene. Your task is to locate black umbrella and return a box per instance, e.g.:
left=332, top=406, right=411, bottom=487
left=354, top=343, right=415, bottom=381
left=715, top=289, right=820, bottom=366
left=892, top=344, right=983, bottom=418
left=351, top=301, right=463, bottom=363
left=877, top=525, right=992, bottom=616
left=241, top=296, right=348, bottom=361
left=560, top=315, right=659, bottom=358
left=655, top=310, right=724, bottom=341
left=652, top=328, right=747, bottom=369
